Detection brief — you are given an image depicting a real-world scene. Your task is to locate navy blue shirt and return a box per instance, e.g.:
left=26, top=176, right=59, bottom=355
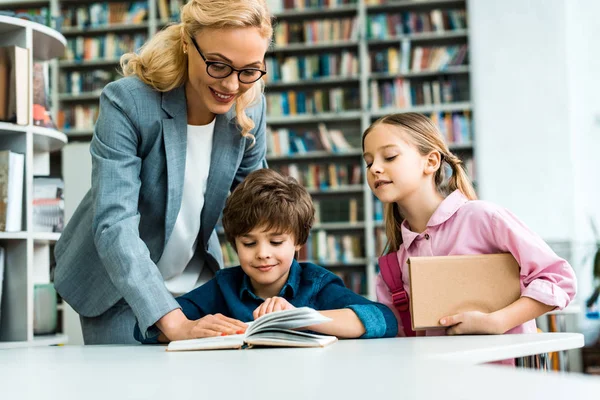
left=135, top=260, right=398, bottom=342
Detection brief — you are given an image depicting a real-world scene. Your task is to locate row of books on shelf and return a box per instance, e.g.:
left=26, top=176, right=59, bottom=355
left=370, top=44, right=468, bottom=74
left=0, top=149, right=63, bottom=233
left=60, top=1, right=148, bottom=30
left=265, top=51, right=358, bottom=83
left=1, top=47, right=56, bottom=129
left=430, top=111, right=472, bottom=146
left=300, top=231, right=364, bottom=264
left=266, top=88, right=360, bottom=117
left=60, top=69, right=117, bottom=95
left=273, top=162, right=362, bottom=190
left=0, top=150, right=24, bottom=232
left=65, top=33, right=147, bottom=62
left=58, top=104, right=99, bottom=131
left=156, top=0, right=184, bottom=22
left=32, top=178, right=64, bottom=233
left=267, top=0, right=357, bottom=13
left=273, top=17, right=359, bottom=46
left=267, top=123, right=353, bottom=156
left=367, top=8, right=467, bottom=39
left=370, top=77, right=467, bottom=109
left=314, top=198, right=361, bottom=225
left=0, top=7, right=54, bottom=28
left=0, top=46, right=28, bottom=126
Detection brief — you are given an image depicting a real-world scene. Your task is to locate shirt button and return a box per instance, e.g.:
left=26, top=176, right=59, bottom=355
left=424, top=234, right=430, bottom=240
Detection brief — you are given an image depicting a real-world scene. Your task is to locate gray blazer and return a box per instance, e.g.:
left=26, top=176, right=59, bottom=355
left=54, top=77, right=267, bottom=335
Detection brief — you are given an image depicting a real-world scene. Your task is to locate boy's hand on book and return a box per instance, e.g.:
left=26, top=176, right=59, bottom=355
left=440, top=311, right=504, bottom=335
left=253, top=297, right=295, bottom=319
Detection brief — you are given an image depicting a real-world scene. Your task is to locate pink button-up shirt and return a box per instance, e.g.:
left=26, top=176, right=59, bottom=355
left=376, top=190, right=577, bottom=338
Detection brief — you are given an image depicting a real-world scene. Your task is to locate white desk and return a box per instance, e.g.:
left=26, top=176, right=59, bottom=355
left=1, top=333, right=597, bottom=400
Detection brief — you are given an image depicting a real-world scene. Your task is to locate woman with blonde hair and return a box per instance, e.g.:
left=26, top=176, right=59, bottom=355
left=54, top=0, right=273, bottom=344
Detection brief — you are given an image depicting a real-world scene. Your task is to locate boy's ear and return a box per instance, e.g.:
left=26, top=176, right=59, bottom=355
left=424, top=150, right=441, bottom=175
left=294, top=244, right=303, bottom=259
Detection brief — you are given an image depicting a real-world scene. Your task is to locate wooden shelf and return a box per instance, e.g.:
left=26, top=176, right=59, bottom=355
left=370, top=101, right=472, bottom=117
left=306, top=185, right=364, bottom=195
left=59, top=58, right=121, bottom=68
left=266, top=76, right=360, bottom=89
left=268, top=111, right=362, bottom=124
left=267, top=149, right=362, bottom=162
left=370, top=65, right=470, bottom=80
left=368, top=29, right=468, bottom=46
left=313, top=222, right=366, bottom=231
left=270, top=40, right=359, bottom=53
left=273, top=4, right=358, bottom=19
left=367, top=0, right=466, bottom=12
left=60, top=22, right=149, bottom=36
left=59, top=92, right=102, bottom=102
left=64, top=128, right=94, bottom=137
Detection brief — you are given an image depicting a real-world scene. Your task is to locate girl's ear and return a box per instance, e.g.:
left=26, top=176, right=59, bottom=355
left=424, top=150, right=441, bottom=175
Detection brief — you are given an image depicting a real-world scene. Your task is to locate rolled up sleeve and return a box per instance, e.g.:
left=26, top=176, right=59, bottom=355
left=315, top=275, right=398, bottom=338
left=492, top=208, right=577, bottom=309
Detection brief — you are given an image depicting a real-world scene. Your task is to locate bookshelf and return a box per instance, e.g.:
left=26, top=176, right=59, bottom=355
left=260, top=0, right=474, bottom=299
left=0, top=15, right=68, bottom=347
left=52, top=0, right=474, bottom=303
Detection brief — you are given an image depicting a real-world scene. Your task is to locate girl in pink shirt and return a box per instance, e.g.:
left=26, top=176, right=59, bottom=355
left=362, top=113, right=577, bottom=339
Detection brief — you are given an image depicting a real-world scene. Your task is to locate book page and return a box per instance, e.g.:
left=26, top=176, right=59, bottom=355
left=166, top=334, right=245, bottom=352
left=246, top=330, right=337, bottom=348
left=247, top=307, right=331, bottom=336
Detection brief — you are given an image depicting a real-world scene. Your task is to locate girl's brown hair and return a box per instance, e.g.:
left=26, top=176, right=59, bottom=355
left=362, top=113, right=477, bottom=254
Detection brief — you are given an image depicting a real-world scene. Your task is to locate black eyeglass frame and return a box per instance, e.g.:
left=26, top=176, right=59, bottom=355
left=190, top=37, right=267, bottom=84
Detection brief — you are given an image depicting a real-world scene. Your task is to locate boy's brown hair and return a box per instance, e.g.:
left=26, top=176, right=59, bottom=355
left=222, top=168, right=315, bottom=247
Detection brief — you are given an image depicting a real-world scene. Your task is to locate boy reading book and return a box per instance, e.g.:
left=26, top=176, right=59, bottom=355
left=166, top=307, right=338, bottom=351
left=134, top=168, right=398, bottom=344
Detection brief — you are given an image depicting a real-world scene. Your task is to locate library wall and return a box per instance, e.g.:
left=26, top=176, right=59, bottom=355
left=564, top=0, right=600, bottom=346
left=469, top=0, right=575, bottom=242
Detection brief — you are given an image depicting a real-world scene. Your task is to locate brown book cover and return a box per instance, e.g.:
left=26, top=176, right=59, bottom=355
left=1, top=46, right=29, bottom=126
left=408, top=253, right=521, bottom=330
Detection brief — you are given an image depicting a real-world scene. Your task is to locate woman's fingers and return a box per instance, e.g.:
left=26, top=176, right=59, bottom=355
left=214, top=314, right=248, bottom=330
left=200, top=315, right=246, bottom=335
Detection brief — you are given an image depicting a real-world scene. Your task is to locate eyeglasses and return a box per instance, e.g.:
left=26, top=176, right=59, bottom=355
left=190, top=37, right=267, bottom=84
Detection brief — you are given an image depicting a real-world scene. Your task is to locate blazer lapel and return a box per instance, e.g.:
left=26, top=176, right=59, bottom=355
left=161, top=86, right=188, bottom=246
left=200, top=109, right=244, bottom=247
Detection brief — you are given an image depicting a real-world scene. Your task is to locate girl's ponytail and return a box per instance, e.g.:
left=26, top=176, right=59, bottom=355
left=384, top=202, right=404, bottom=254
left=445, top=153, right=477, bottom=201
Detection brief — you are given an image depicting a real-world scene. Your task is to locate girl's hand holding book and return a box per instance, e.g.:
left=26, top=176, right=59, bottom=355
left=253, top=297, right=295, bottom=319
left=440, top=311, right=504, bottom=335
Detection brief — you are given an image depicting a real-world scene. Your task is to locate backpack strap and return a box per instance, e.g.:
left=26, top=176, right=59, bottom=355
left=378, top=253, right=416, bottom=337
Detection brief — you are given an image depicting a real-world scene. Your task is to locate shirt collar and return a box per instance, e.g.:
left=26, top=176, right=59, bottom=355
left=239, top=259, right=301, bottom=300
left=401, top=190, right=469, bottom=249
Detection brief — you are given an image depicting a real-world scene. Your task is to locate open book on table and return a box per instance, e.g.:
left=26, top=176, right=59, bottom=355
left=166, top=307, right=338, bottom=351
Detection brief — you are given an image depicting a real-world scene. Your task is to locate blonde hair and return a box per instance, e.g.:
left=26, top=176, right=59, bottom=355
left=362, top=113, right=477, bottom=254
left=120, top=0, right=273, bottom=139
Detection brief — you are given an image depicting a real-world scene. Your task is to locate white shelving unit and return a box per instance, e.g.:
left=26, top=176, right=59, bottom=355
left=0, top=15, right=68, bottom=348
